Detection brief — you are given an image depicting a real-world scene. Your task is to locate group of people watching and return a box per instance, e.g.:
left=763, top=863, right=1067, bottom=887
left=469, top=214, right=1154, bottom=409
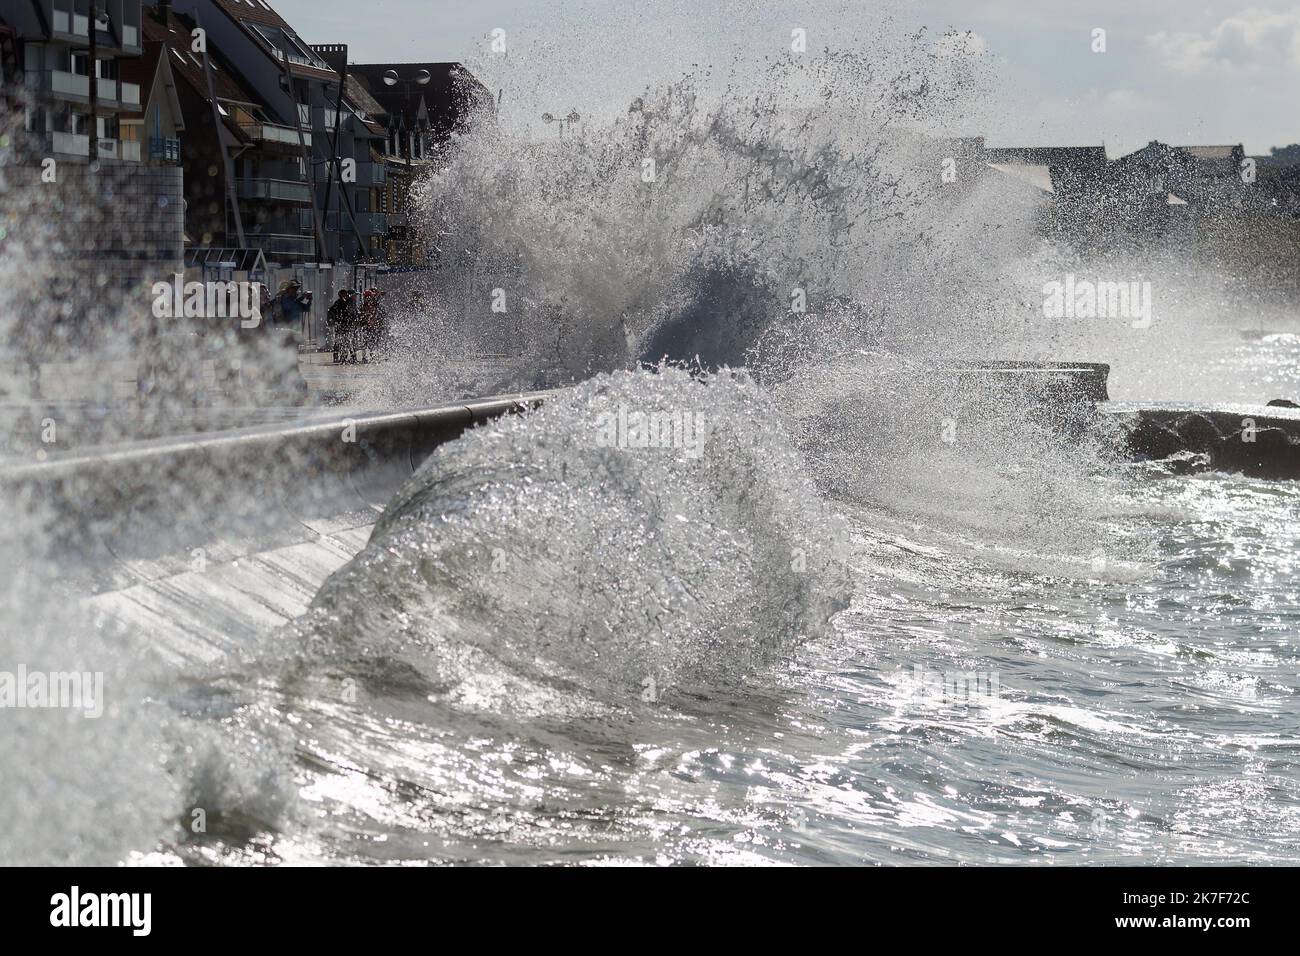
left=327, top=287, right=388, bottom=364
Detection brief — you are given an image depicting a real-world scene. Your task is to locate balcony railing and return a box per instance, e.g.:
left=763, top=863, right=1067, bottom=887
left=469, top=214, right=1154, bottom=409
left=325, top=211, right=389, bottom=235
left=31, top=69, right=87, bottom=98
left=119, top=81, right=140, bottom=107
left=258, top=233, right=316, bottom=257
left=121, top=140, right=141, bottom=162
left=27, top=71, right=123, bottom=105
left=238, top=122, right=312, bottom=148
left=47, top=130, right=90, bottom=157
left=149, top=137, right=180, bottom=163
left=237, top=178, right=313, bottom=203
left=97, top=137, right=118, bottom=159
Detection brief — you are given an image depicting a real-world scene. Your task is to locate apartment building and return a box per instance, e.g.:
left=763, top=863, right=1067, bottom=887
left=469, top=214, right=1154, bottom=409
left=0, top=0, right=183, bottom=294
left=8, top=0, right=145, bottom=161
left=345, top=60, right=494, bottom=267
left=170, top=0, right=389, bottom=264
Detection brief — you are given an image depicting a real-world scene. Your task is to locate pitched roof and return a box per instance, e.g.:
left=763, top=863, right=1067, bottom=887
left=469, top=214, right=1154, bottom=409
left=210, top=0, right=294, bottom=29
left=344, top=76, right=384, bottom=117
left=116, top=39, right=164, bottom=117
left=348, top=62, right=494, bottom=135
left=209, top=0, right=337, bottom=78
left=142, top=6, right=260, bottom=106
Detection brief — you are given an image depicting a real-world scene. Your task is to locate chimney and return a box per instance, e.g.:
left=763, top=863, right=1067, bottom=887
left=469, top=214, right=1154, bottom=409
left=155, top=0, right=173, bottom=25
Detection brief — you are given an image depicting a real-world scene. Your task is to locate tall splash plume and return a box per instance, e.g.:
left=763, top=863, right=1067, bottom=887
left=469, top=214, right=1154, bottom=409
left=358, top=11, right=1049, bottom=403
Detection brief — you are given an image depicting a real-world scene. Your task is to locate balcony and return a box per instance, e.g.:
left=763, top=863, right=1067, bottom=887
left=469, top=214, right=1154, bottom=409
left=326, top=211, right=389, bottom=235
left=149, top=137, right=180, bottom=163
left=238, top=122, right=311, bottom=149
left=237, top=178, right=313, bottom=203
left=30, top=69, right=87, bottom=98
left=119, top=81, right=140, bottom=107
left=47, top=130, right=90, bottom=157
left=27, top=71, right=124, bottom=106
left=93, top=138, right=139, bottom=161
left=95, top=78, right=119, bottom=104
left=258, top=233, right=316, bottom=258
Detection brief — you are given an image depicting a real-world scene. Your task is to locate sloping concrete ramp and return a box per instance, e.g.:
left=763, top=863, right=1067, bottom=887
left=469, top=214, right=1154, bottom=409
left=2, top=393, right=551, bottom=663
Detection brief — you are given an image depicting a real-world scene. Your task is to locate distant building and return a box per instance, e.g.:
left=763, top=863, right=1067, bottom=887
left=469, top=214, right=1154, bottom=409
left=334, top=58, right=494, bottom=267
left=1248, top=145, right=1300, bottom=216
left=929, top=137, right=1109, bottom=241
left=124, top=2, right=315, bottom=265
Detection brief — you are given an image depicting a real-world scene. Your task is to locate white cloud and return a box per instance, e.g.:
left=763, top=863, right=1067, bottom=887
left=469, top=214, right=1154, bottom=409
left=1146, top=7, right=1300, bottom=74
left=1102, top=88, right=1154, bottom=112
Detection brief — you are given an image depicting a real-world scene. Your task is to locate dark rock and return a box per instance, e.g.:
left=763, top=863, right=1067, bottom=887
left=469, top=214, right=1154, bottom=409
left=1266, top=398, right=1299, bottom=409
left=1173, top=413, right=1223, bottom=452
left=1125, top=418, right=1182, bottom=460
left=1211, top=427, right=1300, bottom=479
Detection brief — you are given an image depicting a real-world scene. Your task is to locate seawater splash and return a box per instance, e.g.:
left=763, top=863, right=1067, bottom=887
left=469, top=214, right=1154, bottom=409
left=2, top=0, right=1295, bottom=867
left=359, top=0, right=1295, bottom=408
left=359, top=7, right=1039, bottom=402
left=293, top=367, right=852, bottom=711
left=0, top=544, right=181, bottom=864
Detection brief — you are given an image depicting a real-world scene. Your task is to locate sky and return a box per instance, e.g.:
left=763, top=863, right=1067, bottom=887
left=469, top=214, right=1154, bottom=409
left=272, top=0, right=1300, bottom=155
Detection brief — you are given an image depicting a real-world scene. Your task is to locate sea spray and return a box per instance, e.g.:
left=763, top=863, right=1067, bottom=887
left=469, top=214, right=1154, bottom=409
left=295, top=367, right=853, bottom=708
left=354, top=14, right=1021, bottom=403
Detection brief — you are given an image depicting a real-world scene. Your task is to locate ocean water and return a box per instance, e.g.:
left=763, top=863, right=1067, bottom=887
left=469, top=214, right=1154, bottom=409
left=144, top=362, right=1298, bottom=867
left=2, top=0, right=1299, bottom=867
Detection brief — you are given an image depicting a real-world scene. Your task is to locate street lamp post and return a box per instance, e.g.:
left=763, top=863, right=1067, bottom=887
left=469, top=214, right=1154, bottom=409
left=541, top=109, right=581, bottom=138
left=382, top=69, right=431, bottom=161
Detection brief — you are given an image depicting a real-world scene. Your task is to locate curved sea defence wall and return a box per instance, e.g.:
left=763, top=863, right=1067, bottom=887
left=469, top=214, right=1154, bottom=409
left=2, top=368, right=1296, bottom=658
left=0, top=393, right=551, bottom=661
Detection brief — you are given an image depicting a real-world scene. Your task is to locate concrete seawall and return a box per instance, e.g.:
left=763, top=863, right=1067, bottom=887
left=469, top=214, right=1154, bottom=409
left=4, top=368, right=1296, bottom=662
left=2, top=392, right=553, bottom=663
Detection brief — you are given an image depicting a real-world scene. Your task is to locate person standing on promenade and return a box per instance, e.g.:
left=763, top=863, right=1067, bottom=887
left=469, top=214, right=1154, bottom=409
left=360, top=289, right=384, bottom=364
left=341, top=289, right=361, bottom=364
left=327, top=289, right=352, bottom=364
left=274, top=279, right=313, bottom=343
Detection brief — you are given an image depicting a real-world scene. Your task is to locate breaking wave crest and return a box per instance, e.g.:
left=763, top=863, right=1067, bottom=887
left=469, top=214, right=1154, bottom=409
left=296, top=367, right=852, bottom=712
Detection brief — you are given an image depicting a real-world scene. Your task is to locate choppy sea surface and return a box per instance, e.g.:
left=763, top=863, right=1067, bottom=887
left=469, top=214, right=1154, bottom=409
left=3, top=0, right=1299, bottom=867
left=144, top=358, right=1299, bottom=868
